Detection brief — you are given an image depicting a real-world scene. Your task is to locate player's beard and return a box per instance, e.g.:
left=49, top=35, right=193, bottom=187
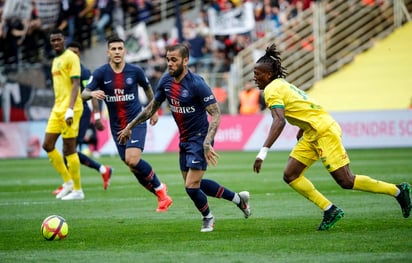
left=170, top=62, right=184, bottom=78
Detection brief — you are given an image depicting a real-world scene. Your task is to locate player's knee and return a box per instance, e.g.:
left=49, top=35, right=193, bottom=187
left=42, top=142, right=54, bottom=152
left=336, top=178, right=354, bottom=189
left=283, top=171, right=299, bottom=184
left=125, top=156, right=140, bottom=168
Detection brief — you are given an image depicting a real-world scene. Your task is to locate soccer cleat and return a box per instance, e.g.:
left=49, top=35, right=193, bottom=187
left=52, top=186, right=63, bottom=195
left=237, top=191, right=251, bottom=218
left=156, top=196, right=173, bottom=212
left=396, top=182, right=411, bottom=218
left=55, top=181, right=73, bottom=199
left=200, top=216, right=215, bottom=232
left=61, top=189, right=85, bottom=200
left=155, top=184, right=173, bottom=212
left=102, top=166, right=112, bottom=190
left=317, top=205, right=344, bottom=231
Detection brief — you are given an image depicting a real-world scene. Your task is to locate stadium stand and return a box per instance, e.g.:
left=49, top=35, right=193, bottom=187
left=307, top=21, right=412, bottom=111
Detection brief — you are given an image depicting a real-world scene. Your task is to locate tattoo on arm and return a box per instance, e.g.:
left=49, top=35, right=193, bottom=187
left=129, top=100, right=161, bottom=128
left=204, top=103, right=221, bottom=145
left=143, top=85, right=154, bottom=102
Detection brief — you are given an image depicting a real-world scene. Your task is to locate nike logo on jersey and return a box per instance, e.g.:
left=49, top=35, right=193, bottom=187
left=191, top=160, right=200, bottom=164
left=104, top=80, right=112, bottom=84
left=131, top=139, right=139, bottom=143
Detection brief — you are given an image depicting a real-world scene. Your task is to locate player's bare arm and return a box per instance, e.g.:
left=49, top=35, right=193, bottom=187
left=91, top=97, right=105, bottom=131
left=204, top=103, right=221, bottom=166
left=81, top=88, right=106, bottom=101
left=143, top=85, right=158, bottom=126
left=263, top=107, right=286, bottom=148
left=66, top=78, right=81, bottom=126
left=253, top=107, right=286, bottom=173
left=117, top=100, right=162, bottom=144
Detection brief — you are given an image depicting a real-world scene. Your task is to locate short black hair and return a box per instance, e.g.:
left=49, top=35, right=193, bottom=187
left=107, top=35, right=124, bottom=47
left=67, top=41, right=81, bottom=50
left=166, top=44, right=190, bottom=59
left=49, top=28, right=64, bottom=37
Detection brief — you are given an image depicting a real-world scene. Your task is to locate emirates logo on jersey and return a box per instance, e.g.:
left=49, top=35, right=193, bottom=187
left=105, top=88, right=135, bottom=102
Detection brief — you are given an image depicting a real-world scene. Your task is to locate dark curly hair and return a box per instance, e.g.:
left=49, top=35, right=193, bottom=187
left=256, top=44, right=287, bottom=79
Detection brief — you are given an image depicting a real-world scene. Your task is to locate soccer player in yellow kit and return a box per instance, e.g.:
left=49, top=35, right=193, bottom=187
left=252, top=44, right=411, bottom=230
left=42, top=29, right=84, bottom=200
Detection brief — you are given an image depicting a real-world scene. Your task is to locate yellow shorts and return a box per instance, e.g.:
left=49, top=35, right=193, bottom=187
left=45, top=109, right=83, bottom=139
left=290, top=122, right=350, bottom=172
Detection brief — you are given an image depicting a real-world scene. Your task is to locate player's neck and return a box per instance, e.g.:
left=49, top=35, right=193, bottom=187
left=173, top=68, right=188, bottom=83
left=110, top=61, right=125, bottom=73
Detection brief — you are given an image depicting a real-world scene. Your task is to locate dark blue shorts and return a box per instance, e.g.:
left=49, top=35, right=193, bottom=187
left=113, top=125, right=146, bottom=161
left=179, top=138, right=208, bottom=172
left=77, top=104, right=91, bottom=144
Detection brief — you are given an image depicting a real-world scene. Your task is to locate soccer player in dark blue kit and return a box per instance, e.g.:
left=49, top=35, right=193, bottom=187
left=81, top=36, right=173, bottom=212
left=118, top=44, right=251, bottom=232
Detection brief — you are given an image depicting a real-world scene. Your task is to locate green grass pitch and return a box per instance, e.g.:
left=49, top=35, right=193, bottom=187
left=0, top=148, right=411, bottom=262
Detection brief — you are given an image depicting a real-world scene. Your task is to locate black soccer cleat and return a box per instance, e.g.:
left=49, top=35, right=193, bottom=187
left=318, top=205, right=344, bottom=231
left=396, top=182, right=411, bottom=218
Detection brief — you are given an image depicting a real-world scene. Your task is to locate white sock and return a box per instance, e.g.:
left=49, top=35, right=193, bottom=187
left=203, top=212, right=213, bottom=219
left=232, top=193, right=240, bottom=205
left=324, top=204, right=332, bottom=211
left=99, top=165, right=106, bottom=174
left=154, top=183, right=164, bottom=192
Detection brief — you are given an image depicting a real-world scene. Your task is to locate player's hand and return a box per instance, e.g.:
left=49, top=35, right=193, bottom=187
left=65, top=108, right=74, bottom=126
left=117, top=125, right=131, bottom=145
left=253, top=158, right=263, bottom=173
left=204, top=144, right=219, bottom=166
left=94, top=119, right=105, bottom=131
left=149, top=113, right=159, bottom=126
left=91, top=90, right=106, bottom=100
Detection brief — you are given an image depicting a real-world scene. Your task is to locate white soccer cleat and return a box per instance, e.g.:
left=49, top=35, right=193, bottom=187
left=200, top=216, right=215, bottom=232
left=61, top=189, right=85, bottom=200
left=238, top=191, right=251, bottom=218
left=55, top=180, right=73, bottom=199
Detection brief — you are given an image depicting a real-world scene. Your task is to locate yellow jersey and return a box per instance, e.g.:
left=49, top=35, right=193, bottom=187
left=263, top=78, right=336, bottom=140
left=51, top=49, right=82, bottom=113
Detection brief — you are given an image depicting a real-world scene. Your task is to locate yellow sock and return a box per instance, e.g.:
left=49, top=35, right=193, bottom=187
left=289, top=175, right=332, bottom=211
left=353, top=175, right=398, bottom=196
left=47, top=149, right=71, bottom=182
left=66, top=153, right=81, bottom=191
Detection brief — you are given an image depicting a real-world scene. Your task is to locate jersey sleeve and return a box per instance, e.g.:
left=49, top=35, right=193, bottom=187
left=154, top=75, right=167, bottom=103
left=69, top=53, right=81, bottom=79
left=264, top=82, right=286, bottom=109
left=138, top=69, right=150, bottom=89
left=86, top=68, right=101, bottom=91
left=195, top=77, right=216, bottom=107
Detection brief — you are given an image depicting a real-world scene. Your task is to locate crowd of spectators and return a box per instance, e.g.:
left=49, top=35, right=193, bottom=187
left=0, top=0, right=315, bottom=113
left=0, top=0, right=314, bottom=65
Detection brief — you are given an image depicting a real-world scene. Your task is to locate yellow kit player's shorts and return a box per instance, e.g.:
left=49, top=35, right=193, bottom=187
left=290, top=122, right=350, bottom=172
left=45, top=109, right=83, bottom=138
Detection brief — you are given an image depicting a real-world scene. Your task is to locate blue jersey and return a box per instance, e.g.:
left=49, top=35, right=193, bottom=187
left=155, top=71, right=216, bottom=142
left=87, top=63, right=150, bottom=133
left=78, top=63, right=92, bottom=144
left=80, top=64, right=91, bottom=92
left=80, top=64, right=91, bottom=107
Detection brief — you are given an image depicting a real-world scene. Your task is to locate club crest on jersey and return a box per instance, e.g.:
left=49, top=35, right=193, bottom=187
left=126, top=78, right=133, bottom=85
left=181, top=90, right=189, bottom=98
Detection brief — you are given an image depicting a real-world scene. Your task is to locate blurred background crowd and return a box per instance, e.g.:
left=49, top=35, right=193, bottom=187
left=0, top=0, right=411, bottom=121
left=0, top=0, right=316, bottom=115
